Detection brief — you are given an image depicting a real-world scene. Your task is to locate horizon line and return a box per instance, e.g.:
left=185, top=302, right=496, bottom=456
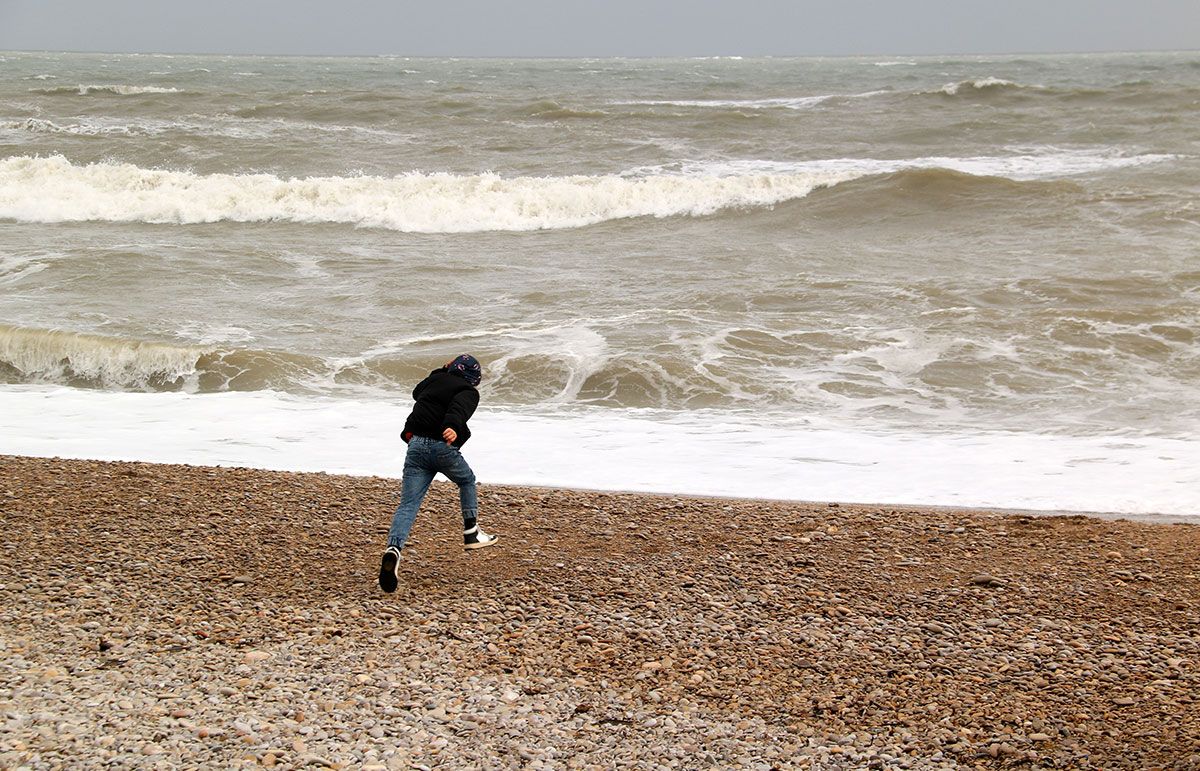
left=3, top=46, right=1198, bottom=60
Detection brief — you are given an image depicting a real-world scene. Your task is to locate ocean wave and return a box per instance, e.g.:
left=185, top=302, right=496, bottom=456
left=0, top=320, right=862, bottom=408
left=0, top=113, right=414, bottom=142
left=933, top=78, right=1031, bottom=96
left=0, top=324, right=324, bottom=392
left=0, top=117, right=156, bottom=136
left=4, top=307, right=1197, bottom=429
left=631, top=149, right=1175, bottom=183
left=0, top=151, right=1174, bottom=233
left=0, top=155, right=858, bottom=232
left=525, top=100, right=609, bottom=119
left=31, top=84, right=182, bottom=96
left=823, top=167, right=1080, bottom=204
left=0, top=322, right=624, bottom=400
left=615, top=91, right=887, bottom=110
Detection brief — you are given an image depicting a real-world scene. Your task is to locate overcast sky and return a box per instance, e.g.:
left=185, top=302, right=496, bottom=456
left=1, top=0, right=1197, bottom=58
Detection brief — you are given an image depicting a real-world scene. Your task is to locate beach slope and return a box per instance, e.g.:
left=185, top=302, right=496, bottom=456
left=1, top=455, right=1197, bottom=768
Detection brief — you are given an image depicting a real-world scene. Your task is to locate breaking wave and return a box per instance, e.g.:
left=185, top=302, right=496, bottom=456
left=524, top=100, right=609, bottom=119
left=0, top=325, right=326, bottom=392
left=0, top=151, right=1173, bottom=233
left=933, top=78, right=1030, bottom=96
left=0, top=117, right=157, bottom=136
left=32, top=84, right=182, bottom=96
left=615, top=91, right=887, bottom=110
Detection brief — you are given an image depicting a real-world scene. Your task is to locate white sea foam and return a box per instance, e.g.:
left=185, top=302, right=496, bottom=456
left=0, top=155, right=861, bottom=233
left=173, top=323, right=257, bottom=346
left=0, top=117, right=169, bottom=137
left=616, top=91, right=887, bottom=110
left=638, top=148, right=1176, bottom=183
left=33, top=84, right=182, bottom=95
left=0, top=254, right=50, bottom=286
left=0, top=386, right=1196, bottom=516
left=0, top=151, right=1172, bottom=233
left=936, top=77, right=1026, bottom=95
left=488, top=325, right=611, bottom=403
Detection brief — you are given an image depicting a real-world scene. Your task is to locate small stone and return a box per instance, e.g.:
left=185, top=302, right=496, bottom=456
left=140, top=743, right=164, bottom=755
left=1113, top=697, right=1136, bottom=706
left=1029, top=733, right=1052, bottom=742
left=244, top=651, right=271, bottom=664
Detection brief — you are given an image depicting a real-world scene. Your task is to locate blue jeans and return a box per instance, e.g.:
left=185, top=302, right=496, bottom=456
left=387, top=436, right=478, bottom=550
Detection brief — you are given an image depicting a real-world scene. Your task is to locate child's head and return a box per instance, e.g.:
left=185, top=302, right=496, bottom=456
left=446, top=354, right=482, bottom=386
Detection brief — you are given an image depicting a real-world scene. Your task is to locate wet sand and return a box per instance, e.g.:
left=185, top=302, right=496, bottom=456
left=1, top=454, right=1198, bottom=769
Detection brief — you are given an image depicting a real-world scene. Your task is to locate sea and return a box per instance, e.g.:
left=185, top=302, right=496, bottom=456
left=1, top=51, right=1198, bottom=516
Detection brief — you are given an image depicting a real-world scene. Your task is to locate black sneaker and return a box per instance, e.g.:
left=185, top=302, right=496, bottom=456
left=463, top=524, right=498, bottom=551
left=378, top=546, right=401, bottom=592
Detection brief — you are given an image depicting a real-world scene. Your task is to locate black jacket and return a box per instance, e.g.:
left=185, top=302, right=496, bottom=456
left=402, top=368, right=480, bottom=448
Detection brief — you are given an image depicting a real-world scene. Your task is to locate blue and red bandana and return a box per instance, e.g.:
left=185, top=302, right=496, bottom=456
left=446, top=354, right=482, bottom=387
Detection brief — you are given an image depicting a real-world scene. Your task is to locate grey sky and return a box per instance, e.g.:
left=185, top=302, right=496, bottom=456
left=1, top=0, right=1196, bottom=57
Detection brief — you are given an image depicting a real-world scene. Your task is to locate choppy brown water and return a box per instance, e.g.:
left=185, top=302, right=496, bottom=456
left=1, top=51, right=1198, bottom=437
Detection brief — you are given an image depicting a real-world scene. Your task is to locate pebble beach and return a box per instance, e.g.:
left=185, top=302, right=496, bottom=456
left=1, top=454, right=1198, bottom=769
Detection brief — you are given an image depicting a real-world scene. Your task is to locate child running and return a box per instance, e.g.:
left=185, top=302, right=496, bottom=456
left=379, top=354, right=498, bottom=592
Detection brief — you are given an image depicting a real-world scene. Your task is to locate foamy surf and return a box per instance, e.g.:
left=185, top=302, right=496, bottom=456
left=614, top=92, right=888, bottom=109
left=0, top=386, right=1196, bottom=516
left=0, top=117, right=165, bottom=136
left=32, top=84, right=182, bottom=96
left=934, top=78, right=1029, bottom=95
left=0, top=151, right=1174, bottom=233
left=0, top=325, right=328, bottom=393
left=3, top=51, right=1198, bottom=518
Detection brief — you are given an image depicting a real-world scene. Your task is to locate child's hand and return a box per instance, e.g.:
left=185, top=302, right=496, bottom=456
left=442, top=428, right=458, bottom=444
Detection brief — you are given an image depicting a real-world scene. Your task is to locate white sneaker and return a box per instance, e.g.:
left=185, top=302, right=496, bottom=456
left=463, top=524, right=498, bottom=550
